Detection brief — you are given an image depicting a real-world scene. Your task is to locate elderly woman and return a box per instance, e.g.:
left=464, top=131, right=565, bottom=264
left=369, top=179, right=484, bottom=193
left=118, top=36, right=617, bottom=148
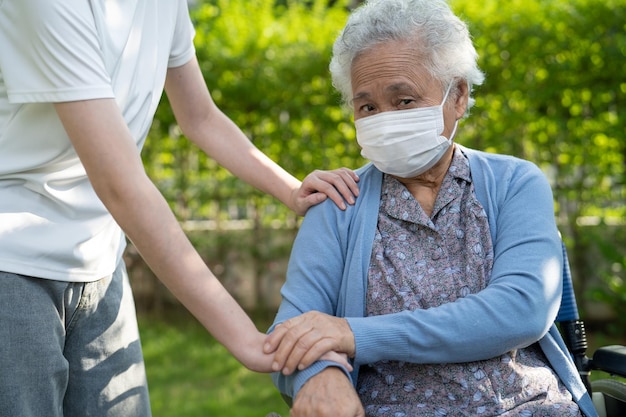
left=264, top=0, right=598, bottom=416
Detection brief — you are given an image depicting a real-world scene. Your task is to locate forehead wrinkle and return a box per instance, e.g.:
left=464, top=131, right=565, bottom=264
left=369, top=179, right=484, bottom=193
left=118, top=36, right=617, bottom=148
left=351, top=47, right=429, bottom=99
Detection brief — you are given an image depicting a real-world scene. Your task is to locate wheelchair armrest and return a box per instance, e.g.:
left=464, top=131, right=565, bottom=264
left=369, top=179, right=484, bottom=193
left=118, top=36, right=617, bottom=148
left=591, top=345, right=626, bottom=377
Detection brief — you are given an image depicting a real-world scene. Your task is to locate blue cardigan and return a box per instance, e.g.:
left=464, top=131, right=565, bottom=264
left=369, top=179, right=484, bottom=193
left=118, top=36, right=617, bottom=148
left=270, top=146, right=597, bottom=417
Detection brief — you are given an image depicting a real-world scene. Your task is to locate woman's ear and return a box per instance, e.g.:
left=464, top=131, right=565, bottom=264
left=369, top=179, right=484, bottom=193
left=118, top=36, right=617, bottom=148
left=454, top=80, right=469, bottom=119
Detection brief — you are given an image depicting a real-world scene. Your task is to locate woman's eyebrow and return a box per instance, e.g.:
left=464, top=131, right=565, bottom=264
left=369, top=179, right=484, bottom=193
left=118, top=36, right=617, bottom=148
left=386, top=82, right=418, bottom=94
left=351, top=91, right=371, bottom=103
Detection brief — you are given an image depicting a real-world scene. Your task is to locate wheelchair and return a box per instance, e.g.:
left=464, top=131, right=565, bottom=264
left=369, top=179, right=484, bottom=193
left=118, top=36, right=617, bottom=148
left=558, top=242, right=626, bottom=417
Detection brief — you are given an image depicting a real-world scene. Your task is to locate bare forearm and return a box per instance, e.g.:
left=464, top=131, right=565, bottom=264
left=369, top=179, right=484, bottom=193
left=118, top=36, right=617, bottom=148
left=292, top=368, right=364, bottom=417
left=113, top=181, right=242, bottom=336
left=99, top=166, right=272, bottom=369
left=54, top=99, right=272, bottom=371
left=165, top=60, right=300, bottom=211
left=184, top=109, right=301, bottom=209
left=165, top=59, right=360, bottom=216
left=99, top=166, right=271, bottom=370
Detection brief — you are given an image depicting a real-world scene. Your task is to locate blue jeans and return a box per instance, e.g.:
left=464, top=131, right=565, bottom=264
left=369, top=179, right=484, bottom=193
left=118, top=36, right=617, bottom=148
left=0, top=263, right=151, bottom=417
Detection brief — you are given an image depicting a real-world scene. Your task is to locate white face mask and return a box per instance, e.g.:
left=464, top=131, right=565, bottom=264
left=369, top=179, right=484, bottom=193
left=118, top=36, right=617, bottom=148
left=355, top=84, right=457, bottom=178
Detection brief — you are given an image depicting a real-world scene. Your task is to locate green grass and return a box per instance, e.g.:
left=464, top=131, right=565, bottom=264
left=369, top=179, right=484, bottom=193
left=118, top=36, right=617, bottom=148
left=138, top=312, right=290, bottom=417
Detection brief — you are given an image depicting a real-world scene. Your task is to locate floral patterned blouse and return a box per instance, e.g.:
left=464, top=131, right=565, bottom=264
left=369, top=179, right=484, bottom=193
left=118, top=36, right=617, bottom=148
left=357, top=148, right=581, bottom=416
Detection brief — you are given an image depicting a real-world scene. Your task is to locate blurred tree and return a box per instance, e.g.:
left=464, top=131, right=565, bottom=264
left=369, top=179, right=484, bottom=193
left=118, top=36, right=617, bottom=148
left=452, top=0, right=625, bottom=306
left=141, top=0, right=360, bottom=309
left=141, top=0, right=624, bottom=318
left=144, top=0, right=360, bottom=227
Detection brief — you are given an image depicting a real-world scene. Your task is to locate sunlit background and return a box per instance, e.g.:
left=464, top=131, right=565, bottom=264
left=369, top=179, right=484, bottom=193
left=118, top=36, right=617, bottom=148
left=134, top=1, right=625, bottom=415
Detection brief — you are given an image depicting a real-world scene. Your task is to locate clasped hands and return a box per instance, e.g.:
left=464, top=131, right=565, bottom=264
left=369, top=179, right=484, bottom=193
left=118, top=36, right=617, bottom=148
left=264, top=311, right=364, bottom=417
left=264, top=310, right=355, bottom=375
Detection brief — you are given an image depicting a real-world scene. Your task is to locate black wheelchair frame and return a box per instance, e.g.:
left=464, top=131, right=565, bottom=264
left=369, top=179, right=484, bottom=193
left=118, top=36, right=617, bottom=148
left=558, top=242, right=626, bottom=416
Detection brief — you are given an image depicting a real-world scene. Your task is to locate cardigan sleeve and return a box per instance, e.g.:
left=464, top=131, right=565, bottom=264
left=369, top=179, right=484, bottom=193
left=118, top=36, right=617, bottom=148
left=268, top=164, right=383, bottom=398
left=268, top=199, right=355, bottom=398
left=347, top=157, right=564, bottom=366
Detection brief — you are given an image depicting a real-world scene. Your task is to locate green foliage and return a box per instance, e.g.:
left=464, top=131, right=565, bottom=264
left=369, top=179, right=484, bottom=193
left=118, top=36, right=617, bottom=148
left=143, top=0, right=362, bottom=225
left=586, top=224, right=626, bottom=333
left=141, top=0, right=625, bottom=320
left=193, top=0, right=362, bottom=173
left=144, top=0, right=625, bottom=225
left=452, top=0, right=625, bottom=224
left=450, top=0, right=626, bottom=315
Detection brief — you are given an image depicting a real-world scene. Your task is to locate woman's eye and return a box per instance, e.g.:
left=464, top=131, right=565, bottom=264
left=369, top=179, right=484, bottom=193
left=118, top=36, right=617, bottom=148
left=399, top=99, right=415, bottom=106
left=360, top=104, right=375, bottom=112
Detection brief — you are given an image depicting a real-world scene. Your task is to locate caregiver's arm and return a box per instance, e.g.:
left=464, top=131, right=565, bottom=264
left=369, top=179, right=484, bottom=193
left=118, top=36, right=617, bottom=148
left=55, top=98, right=273, bottom=372
left=267, top=199, right=358, bottom=396
left=164, top=57, right=360, bottom=216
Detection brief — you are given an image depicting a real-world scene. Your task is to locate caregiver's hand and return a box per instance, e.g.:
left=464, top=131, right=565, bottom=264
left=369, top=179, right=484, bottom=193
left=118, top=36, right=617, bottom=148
left=264, top=311, right=355, bottom=375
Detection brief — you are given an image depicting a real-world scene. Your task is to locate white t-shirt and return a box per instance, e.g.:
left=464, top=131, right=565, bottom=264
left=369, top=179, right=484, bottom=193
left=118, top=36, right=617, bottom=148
left=0, top=0, right=196, bottom=281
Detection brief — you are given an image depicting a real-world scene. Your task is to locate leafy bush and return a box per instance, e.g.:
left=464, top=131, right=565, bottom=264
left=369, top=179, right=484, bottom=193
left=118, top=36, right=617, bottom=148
left=452, top=0, right=626, bottom=332
left=140, top=0, right=625, bottom=321
left=143, top=0, right=361, bottom=226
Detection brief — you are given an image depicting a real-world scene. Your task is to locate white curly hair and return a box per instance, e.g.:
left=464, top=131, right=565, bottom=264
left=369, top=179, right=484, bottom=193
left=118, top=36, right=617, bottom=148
left=330, top=0, right=485, bottom=114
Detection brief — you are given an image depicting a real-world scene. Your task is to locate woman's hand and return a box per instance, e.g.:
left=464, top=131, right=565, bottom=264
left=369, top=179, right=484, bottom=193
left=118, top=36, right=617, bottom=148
left=264, top=311, right=356, bottom=375
left=291, top=168, right=360, bottom=216
left=230, top=330, right=353, bottom=374
left=318, top=351, right=353, bottom=373
left=290, top=367, right=364, bottom=417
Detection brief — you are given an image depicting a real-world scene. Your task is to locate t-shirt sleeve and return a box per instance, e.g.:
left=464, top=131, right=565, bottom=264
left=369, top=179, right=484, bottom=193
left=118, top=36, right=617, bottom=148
left=168, top=0, right=197, bottom=69
left=0, top=0, right=114, bottom=103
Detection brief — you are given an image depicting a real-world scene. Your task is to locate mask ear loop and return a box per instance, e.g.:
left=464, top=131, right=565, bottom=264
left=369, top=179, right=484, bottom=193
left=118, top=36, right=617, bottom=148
left=440, top=82, right=454, bottom=107
left=438, top=82, right=457, bottom=139
left=446, top=80, right=468, bottom=141
left=448, top=119, right=459, bottom=141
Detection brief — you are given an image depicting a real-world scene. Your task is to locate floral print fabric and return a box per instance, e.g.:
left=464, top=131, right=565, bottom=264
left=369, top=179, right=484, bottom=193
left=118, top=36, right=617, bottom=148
left=357, top=148, right=581, bottom=416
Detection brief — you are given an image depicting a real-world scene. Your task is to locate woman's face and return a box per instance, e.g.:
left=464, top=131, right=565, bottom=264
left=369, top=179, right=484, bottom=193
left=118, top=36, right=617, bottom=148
left=350, top=39, right=467, bottom=140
